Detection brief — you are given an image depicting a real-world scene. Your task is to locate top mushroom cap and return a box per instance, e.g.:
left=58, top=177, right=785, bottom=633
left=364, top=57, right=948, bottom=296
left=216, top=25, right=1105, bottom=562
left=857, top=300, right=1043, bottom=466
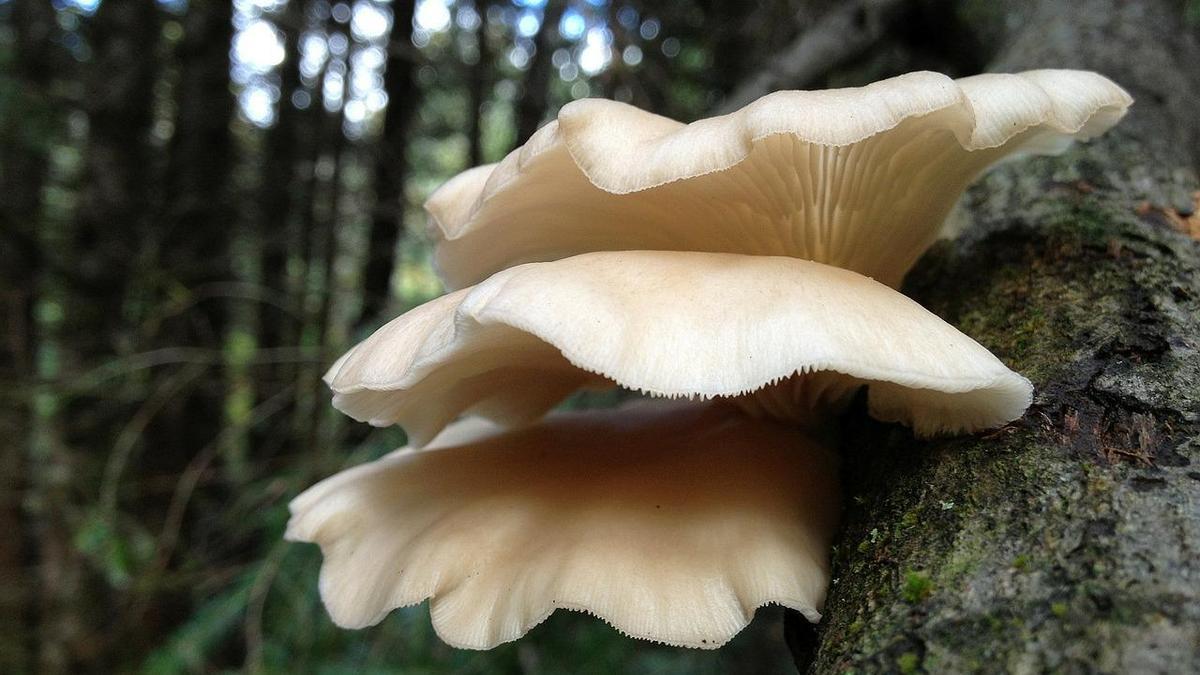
left=326, top=250, right=1032, bottom=446
left=428, top=70, right=1131, bottom=290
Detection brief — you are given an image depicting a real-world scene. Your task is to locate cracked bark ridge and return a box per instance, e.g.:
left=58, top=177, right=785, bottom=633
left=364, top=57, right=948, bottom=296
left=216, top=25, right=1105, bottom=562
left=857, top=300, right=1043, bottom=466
left=808, top=0, right=1200, bottom=672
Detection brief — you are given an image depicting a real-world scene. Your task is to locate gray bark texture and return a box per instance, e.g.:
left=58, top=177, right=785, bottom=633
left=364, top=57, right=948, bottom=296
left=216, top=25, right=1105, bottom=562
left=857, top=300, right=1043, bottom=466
left=805, top=1, right=1200, bottom=673
left=716, top=0, right=907, bottom=114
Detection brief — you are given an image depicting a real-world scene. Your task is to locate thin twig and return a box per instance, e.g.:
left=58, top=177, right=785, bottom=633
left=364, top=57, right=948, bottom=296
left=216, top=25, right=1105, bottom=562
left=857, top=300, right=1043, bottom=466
left=242, top=541, right=288, bottom=674
left=64, top=346, right=321, bottom=393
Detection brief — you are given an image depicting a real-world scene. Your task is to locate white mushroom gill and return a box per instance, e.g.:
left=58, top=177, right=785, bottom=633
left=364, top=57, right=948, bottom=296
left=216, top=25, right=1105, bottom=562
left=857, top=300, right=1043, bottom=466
left=427, top=70, right=1131, bottom=290
left=285, top=401, right=839, bottom=650
left=324, top=250, right=1032, bottom=445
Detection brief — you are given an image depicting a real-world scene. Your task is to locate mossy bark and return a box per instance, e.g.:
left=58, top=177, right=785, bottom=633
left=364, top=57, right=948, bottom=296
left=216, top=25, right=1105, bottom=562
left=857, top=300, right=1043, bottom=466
left=805, top=1, right=1200, bottom=672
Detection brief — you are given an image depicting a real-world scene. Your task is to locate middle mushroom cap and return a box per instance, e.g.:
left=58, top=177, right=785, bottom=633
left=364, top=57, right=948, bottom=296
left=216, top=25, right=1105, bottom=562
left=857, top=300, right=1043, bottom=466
left=327, top=250, right=1032, bottom=446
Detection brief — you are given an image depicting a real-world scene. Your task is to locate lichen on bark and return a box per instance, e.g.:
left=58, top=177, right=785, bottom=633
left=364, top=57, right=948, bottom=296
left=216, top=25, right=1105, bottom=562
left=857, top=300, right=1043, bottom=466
left=804, top=1, right=1200, bottom=672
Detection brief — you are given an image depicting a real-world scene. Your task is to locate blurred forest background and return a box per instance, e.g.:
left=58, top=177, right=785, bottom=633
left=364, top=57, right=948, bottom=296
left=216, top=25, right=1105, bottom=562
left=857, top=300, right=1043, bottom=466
left=1, top=0, right=1196, bottom=673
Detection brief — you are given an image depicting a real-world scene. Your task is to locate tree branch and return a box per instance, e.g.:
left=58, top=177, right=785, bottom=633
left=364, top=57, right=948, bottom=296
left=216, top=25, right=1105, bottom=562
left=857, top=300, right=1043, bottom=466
left=715, top=0, right=908, bottom=114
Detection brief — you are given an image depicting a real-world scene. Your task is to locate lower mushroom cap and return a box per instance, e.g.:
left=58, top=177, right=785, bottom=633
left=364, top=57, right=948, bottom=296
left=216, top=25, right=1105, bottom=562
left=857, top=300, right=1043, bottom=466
left=326, top=250, right=1032, bottom=445
left=285, top=401, right=839, bottom=650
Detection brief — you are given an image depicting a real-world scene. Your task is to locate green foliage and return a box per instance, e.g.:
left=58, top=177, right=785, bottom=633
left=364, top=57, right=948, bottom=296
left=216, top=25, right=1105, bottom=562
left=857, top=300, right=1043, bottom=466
left=73, top=510, right=156, bottom=588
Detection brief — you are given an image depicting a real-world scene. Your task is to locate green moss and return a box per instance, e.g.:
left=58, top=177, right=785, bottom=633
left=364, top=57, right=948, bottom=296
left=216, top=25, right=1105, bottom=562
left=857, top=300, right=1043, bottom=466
left=812, top=143, right=1200, bottom=673
left=897, top=652, right=921, bottom=674
left=901, top=571, right=934, bottom=604
left=942, top=545, right=983, bottom=584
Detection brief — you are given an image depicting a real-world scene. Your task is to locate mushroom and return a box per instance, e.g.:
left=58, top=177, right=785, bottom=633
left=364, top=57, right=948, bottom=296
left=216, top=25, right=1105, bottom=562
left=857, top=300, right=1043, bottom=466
left=428, top=70, right=1130, bottom=290
left=325, top=250, right=1032, bottom=446
left=289, top=70, right=1130, bottom=651
left=295, top=249, right=1032, bottom=648
left=285, top=400, right=839, bottom=650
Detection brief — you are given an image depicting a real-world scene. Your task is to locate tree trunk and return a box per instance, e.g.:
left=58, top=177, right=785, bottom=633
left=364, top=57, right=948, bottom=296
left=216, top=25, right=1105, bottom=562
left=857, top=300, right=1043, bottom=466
left=466, top=0, right=491, bottom=167
left=154, top=0, right=236, bottom=469
left=307, top=88, right=349, bottom=451
left=34, top=3, right=160, bottom=672
left=72, top=0, right=160, bottom=351
left=715, top=0, right=907, bottom=115
left=804, top=1, right=1200, bottom=672
left=358, top=0, right=418, bottom=328
left=0, top=3, right=59, bottom=671
left=514, top=0, right=566, bottom=146
left=258, top=0, right=308, bottom=352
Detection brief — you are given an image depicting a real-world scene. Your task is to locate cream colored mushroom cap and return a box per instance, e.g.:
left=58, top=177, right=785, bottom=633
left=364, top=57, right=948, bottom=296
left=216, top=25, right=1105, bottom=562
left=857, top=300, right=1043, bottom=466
left=285, top=401, right=839, bottom=649
left=325, top=250, right=1032, bottom=445
left=428, top=69, right=1131, bottom=289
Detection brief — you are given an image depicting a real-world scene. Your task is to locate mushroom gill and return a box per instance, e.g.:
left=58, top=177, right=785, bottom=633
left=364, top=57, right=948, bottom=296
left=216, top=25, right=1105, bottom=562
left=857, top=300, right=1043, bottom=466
left=325, top=250, right=1031, bottom=444
left=428, top=70, right=1130, bottom=290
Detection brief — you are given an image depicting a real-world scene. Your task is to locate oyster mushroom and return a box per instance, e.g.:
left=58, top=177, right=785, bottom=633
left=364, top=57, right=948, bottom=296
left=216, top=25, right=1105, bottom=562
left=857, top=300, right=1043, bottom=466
left=286, top=401, right=838, bottom=650
left=289, top=69, right=1131, bottom=651
left=294, top=249, right=1032, bottom=648
left=428, top=70, right=1130, bottom=289
left=325, top=250, right=1032, bottom=446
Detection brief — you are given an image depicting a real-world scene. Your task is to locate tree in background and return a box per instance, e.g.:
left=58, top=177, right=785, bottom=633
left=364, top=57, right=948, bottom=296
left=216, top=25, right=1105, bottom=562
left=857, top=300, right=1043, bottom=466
left=360, top=0, right=417, bottom=328
left=1, top=2, right=62, bottom=670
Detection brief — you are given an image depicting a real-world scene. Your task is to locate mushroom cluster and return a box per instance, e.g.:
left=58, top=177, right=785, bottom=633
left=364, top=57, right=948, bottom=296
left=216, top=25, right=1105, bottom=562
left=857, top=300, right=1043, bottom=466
left=287, top=70, right=1131, bottom=650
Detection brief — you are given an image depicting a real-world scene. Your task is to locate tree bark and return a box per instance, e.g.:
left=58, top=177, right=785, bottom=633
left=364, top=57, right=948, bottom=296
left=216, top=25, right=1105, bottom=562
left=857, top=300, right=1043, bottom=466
left=161, top=0, right=235, bottom=270
left=35, top=3, right=161, bottom=672
left=514, top=0, right=566, bottom=146
left=0, top=4, right=59, bottom=671
left=358, top=0, right=418, bottom=328
left=466, top=0, right=491, bottom=167
left=72, top=0, right=160, bottom=349
left=307, top=69, right=349, bottom=450
left=155, top=0, right=236, bottom=451
left=258, top=0, right=308, bottom=351
left=715, top=0, right=907, bottom=115
left=806, top=0, right=1200, bottom=672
